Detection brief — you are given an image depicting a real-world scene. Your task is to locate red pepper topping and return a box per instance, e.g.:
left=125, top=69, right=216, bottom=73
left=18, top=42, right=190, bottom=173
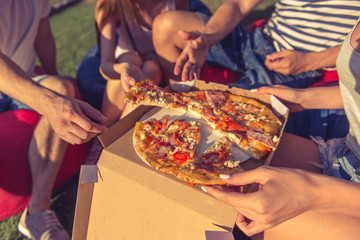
left=173, top=151, right=190, bottom=163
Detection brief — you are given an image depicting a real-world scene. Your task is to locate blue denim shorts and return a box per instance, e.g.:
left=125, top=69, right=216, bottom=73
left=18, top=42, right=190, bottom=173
left=312, top=136, right=360, bottom=183
left=197, top=13, right=323, bottom=89
left=0, top=75, right=48, bottom=112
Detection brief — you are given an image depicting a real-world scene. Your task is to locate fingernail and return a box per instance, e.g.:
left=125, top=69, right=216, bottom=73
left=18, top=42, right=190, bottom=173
left=250, top=89, right=257, bottom=93
left=219, top=174, right=230, bottom=179
left=200, top=186, right=207, bottom=193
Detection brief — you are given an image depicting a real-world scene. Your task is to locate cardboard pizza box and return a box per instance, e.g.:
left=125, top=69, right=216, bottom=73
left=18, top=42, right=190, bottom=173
left=71, top=80, right=289, bottom=240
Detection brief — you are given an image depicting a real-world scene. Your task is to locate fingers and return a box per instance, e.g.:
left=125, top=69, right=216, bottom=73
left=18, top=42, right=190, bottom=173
left=220, top=168, right=270, bottom=186
left=64, top=103, right=108, bottom=136
left=250, top=85, right=289, bottom=95
left=174, top=50, right=189, bottom=76
left=236, top=217, right=266, bottom=237
left=178, top=30, right=201, bottom=41
left=77, top=101, right=108, bottom=124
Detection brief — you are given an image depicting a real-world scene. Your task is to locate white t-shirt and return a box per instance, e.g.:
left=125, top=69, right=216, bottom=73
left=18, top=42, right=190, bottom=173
left=0, top=0, right=51, bottom=76
left=337, top=18, right=360, bottom=159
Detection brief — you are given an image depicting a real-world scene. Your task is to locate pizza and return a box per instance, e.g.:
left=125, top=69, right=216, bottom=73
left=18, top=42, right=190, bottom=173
left=176, top=137, right=242, bottom=185
left=128, top=79, right=283, bottom=185
left=133, top=117, right=201, bottom=175
left=133, top=118, right=244, bottom=185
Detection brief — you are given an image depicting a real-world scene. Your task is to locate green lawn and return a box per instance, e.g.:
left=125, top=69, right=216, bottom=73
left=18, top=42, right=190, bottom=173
left=0, top=0, right=276, bottom=239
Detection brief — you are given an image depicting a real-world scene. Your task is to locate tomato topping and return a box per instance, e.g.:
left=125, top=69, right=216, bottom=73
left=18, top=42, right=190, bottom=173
left=196, top=92, right=206, bottom=101
left=173, top=152, right=190, bottom=163
left=227, top=121, right=246, bottom=132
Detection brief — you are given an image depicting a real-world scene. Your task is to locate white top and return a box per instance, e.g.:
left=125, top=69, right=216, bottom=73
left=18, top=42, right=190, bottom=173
left=0, top=0, right=51, bottom=76
left=337, top=18, right=360, bottom=159
left=264, top=0, right=360, bottom=53
left=115, top=0, right=176, bottom=58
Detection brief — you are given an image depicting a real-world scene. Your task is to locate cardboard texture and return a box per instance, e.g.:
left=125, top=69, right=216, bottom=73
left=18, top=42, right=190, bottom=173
left=72, top=80, right=288, bottom=240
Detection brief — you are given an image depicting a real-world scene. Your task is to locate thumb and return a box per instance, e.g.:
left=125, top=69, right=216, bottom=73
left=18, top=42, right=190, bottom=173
left=220, top=167, right=271, bottom=186
left=178, top=30, right=200, bottom=40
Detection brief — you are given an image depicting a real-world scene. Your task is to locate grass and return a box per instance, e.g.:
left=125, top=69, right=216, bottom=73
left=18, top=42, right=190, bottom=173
left=0, top=0, right=276, bottom=239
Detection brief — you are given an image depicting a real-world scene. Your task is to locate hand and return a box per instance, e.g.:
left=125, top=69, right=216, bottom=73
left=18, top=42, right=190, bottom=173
left=251, top=85, right=306, bottom=112
left=174, top=30, right=209, bottom=81
left=202, top=167, right=319, bottom=236
left=44, top=94, right=108, bottom=145
left=265, top=50, right=310, bottom=75
left=118, top=62, right=145, bottom=92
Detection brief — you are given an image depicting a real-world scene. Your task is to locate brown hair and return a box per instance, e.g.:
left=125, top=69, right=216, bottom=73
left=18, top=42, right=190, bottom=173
left=97, top=0, right=141, bottom=30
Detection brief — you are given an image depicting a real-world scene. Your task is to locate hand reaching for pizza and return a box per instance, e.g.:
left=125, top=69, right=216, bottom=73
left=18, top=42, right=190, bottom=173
left=264, top=50, right=310, bottom=75
left=118, top=62, right=145, bottom=93
left=174, top=30, right=209, bottom=81
left=43, top=93, right=108, bottom=145
left=251, top=85, right=306, bottom=112
left=202, top=166, right=321, bottom=236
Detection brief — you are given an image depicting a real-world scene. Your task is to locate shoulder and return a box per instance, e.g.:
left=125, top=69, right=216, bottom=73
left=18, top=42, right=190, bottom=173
left=95, top=0, right=121, bottom=30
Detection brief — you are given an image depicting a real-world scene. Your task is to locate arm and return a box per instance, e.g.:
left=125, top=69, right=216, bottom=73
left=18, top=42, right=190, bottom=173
left=0, top=52, right=107, bottom=144
left=203, top=167, right=360, bottom=236
left=252, top=84, right=343, bottom=112
left=34, top=16, right=58, bottom=75
left=203, top=0, right=263, bottom=47
left=265, top=45, right=342, bottom=75
left=174, top=0, right=263, bottom=80
left=95, top=2, right=144, bottom=92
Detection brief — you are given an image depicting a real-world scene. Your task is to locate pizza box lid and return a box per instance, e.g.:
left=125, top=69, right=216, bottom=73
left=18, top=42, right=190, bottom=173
left=72, top=80, right=289, bottom=240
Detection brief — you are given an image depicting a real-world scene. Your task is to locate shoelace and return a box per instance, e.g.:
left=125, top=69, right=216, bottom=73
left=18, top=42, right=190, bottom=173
left=44, top=211, right=62, bottom=230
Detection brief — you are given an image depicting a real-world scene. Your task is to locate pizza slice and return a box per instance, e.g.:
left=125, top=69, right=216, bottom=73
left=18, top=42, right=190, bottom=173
left=175, top=137, right=244, bottom=185
left=134, top=117, right=201, bottom=175
left=124, top=79, right=186, bottom=109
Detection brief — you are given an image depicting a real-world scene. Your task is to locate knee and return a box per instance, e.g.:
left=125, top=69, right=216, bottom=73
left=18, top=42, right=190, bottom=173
left=153, top=12, right=177, bottom=43
left=41, top=76, right=76, bottom=97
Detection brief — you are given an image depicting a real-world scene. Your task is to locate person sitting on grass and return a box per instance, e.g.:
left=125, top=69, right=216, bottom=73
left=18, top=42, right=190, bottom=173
left=77, top=0, right=212, bottom=127
left=0, top=1, right=107, bottom=239
left=202, top=17, right=360, bottom=240
left=152, top=0, right=360, bottom=140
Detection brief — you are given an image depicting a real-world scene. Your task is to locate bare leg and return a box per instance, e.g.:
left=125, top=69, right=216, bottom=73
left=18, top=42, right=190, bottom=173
left=27, top=76, right=75, bottom=214
left=101, top=80, right=127, bottom=127
left=252, top=211, right=360, bottom=240
left=153, top=11, right=204, bottom=85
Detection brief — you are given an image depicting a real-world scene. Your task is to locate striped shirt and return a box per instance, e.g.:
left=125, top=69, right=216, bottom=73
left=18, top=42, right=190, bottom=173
left=263, top=0, right=360, bottom=53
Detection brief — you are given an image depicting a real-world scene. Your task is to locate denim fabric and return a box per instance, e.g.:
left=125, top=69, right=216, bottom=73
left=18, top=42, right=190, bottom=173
left=76, top=45, right=105, bottom=110
left=313, top=136, right=360, bottom=183
left=286, top=108, right=349, bottom=141
left=0, top=75, right=48, bottom=112
left=205, top=27, right=323, bottom=89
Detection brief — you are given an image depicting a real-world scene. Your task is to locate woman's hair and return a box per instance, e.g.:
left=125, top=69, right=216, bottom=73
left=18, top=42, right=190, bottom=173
left=97, top=0, right=142, bottom=29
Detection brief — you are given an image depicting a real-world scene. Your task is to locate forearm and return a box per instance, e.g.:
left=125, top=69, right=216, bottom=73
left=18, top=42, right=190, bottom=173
left=298, top=85, right=343, bottom=109
left=203, top=0, right=262, bottom=47
left=304, top=45, right=342, bottom=71
left=100, top=52, right=142, bottom=80
left=0, top=52, right=58, bottom=115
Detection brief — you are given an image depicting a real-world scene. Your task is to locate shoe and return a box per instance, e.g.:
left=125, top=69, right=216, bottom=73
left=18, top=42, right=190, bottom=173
left=18, top=208, right=70, bottom=240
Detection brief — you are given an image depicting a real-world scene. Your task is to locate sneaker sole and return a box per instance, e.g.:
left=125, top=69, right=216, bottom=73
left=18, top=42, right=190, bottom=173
left=18, top=222, right=34, bottom=239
